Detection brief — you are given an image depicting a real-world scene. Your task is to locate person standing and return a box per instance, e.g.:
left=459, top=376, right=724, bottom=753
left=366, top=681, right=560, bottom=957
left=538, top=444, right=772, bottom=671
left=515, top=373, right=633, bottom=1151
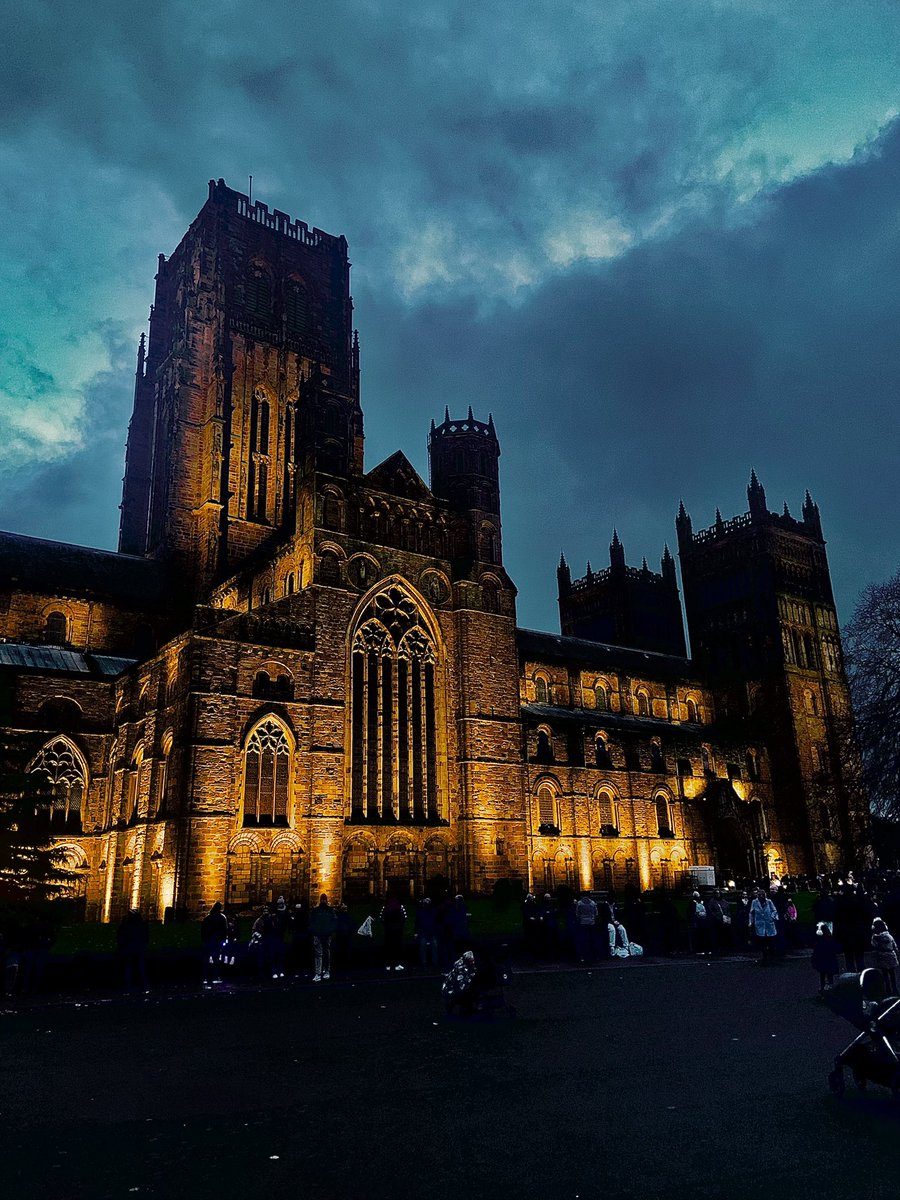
left=574, top=893, right=598, bottom=962
left=811, top=922, right=840, bottom=991
left=733, top=890, right=752, bottom=952
left=688, top=891, right=711, bottom=956
left=380, top=894, right=408, bottom=971
left=449, top=894, right=472, bottom=957
left=415, top=897, right=439, bottom=967
left=750, top=887, right=779, bottom=964
left=309, top=893, right=338, bottom=982
left=871, top=918, right=899, bottom=994
left=117, top=909, right=150, bottom=992
left=200, top=902, right=228, bottom=988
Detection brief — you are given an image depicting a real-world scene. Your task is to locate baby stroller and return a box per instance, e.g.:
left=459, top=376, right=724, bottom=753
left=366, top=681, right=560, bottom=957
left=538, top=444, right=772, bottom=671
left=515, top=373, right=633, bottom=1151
left=824, top=968, right=900, bottom=1098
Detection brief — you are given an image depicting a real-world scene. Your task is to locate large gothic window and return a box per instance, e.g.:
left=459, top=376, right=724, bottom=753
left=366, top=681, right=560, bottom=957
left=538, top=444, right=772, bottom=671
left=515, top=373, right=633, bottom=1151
left=350, top=586, right=442, bottom=824
left=247, top=387, right=271, bottom=522
left=29, top=737, right=86, bottom=832
left=243, top=718, right=292, bottom=826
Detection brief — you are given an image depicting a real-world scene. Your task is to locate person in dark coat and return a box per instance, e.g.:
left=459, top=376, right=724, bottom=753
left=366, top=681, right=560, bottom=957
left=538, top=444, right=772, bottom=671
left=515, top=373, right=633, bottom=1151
left=733, top=890, right=753, bottom=952
left=449, top=895, right=472, bottom=956
left=415, top=897, right=439, bottom=967
left=309, top=893, right=338, bottom=982
left=117, top=909, right=150, bottom=991
left=811, top=921, right=840, bottom=991
left=200, top=901, right=228, bottom=987
left=835, top=886, right=867, bottom=973
left=521, top=894, right=540, bottom=957
left=380, top=895, right=407, bottom=971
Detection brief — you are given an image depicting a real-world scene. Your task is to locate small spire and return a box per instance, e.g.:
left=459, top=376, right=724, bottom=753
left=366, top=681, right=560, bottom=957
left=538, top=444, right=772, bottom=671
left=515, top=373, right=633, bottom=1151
left=467, top=405, right=474, bottom=422
left=487, top=412, right=495, bottom=431
left=662, top=543, right=673, bottom=563
left=135, top=332, right=146, bottom=378
left=641, top=556, right=649, bottom=573
left=715, top=507, right=723, bottom=522
left=782, top=501, right=791, bottom=517
left=444, top=405, right=450, bottom=423
left=558, top=551, right=568, bottom=569
left=430, top=417, right=436, bottom=434
left=611, top=528, right=621, bottom=548
left=585, top=560, right=593, bottom=580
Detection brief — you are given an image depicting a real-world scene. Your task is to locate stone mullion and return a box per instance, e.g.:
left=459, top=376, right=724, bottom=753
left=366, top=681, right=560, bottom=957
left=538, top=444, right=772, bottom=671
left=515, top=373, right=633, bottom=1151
left=405, top=659, right=414, bottom=819
left=361, top=652, right=370, bottom=819
left=391, top=653, right=401, bottom=820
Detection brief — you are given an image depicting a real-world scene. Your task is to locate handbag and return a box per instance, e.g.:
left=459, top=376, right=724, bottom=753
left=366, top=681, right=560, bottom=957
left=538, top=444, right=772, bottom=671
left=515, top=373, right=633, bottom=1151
left=357, top=916, right=374, bottom=938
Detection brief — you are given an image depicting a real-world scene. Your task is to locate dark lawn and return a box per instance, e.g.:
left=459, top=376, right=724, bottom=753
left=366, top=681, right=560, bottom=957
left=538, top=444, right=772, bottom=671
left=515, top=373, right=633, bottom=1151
left=2, top=957, right=896, bottom=1200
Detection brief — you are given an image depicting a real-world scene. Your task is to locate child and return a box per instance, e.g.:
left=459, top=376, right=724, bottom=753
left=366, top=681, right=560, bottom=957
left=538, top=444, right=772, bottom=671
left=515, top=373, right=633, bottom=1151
left=871, top=918, right=899, bottom=995
left=811, top=921, right=839, bottom=992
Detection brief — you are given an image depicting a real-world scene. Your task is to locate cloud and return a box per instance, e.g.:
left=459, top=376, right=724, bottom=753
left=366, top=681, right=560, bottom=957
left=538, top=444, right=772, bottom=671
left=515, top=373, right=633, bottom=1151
left=355, top=116, right=900, bottom=629
left=0, top=0, right=899, bottom=630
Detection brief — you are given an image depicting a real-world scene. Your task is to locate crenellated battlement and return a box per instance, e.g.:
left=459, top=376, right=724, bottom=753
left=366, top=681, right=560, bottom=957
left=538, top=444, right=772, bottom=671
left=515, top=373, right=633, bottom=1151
left=208, top=178, right=346, bottom=253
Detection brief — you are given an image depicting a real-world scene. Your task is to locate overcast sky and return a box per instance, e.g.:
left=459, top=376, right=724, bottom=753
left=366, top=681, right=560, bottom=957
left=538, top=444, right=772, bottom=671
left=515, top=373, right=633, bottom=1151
left=1, top=1, right=898, bottom=632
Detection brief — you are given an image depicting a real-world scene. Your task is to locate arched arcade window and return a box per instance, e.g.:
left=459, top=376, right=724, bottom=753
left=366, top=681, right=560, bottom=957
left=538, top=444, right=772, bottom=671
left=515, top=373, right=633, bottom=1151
left=43, top=611, right=68, bottom=645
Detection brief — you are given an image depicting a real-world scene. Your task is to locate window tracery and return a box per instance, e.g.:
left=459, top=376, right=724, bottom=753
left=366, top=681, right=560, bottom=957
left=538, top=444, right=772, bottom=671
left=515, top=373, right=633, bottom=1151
left=29, top=737, right=86, bottom=832
left=243, top=718, right=292, bottom=826
left=350, top=586, right=441, bottom=824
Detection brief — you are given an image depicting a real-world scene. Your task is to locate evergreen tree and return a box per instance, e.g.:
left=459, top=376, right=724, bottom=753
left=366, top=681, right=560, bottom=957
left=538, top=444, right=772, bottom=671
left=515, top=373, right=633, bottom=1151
left=0, top=730, right=74, bottom=902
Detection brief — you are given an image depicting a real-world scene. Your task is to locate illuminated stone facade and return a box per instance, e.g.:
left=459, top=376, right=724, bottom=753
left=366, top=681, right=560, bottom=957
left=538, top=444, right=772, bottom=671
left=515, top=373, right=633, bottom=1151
left=0, top=181, right=864, bottom=919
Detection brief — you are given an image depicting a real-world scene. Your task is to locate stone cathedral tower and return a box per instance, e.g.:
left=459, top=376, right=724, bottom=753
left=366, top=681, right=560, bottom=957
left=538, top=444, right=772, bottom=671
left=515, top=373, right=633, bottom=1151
left=119, top=178, right=362, bottom=600
left=677, top=473, right=867, bottom=874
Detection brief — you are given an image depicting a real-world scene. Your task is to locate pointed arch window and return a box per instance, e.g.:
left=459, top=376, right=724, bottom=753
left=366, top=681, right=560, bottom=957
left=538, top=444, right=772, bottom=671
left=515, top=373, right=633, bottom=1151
left=246, top=266, right=272, bottom=320
left=29, top=737, right=86, bottom=832
left=534, top=676, right=549, bottom=705
left=594, top=683, right=609, bottom=712
left=285, top=280, right=309, bottom=332
left=635, top=690, right=651, bottom=717
left=350, top=586, right=443, bottom=824
left=243, top=718, right=292, bottom=827
left=686, top=697, right=700, bottom=723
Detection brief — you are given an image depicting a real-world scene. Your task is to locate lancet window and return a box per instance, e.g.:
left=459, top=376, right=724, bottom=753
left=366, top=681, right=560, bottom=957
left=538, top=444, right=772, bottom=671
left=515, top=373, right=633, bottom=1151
left=243, top=718, right=291, bottom=826
left=29, top=737, right=86, bottom=832
left=350, top=586, right=441, bottom=824
left=247, top=387, right=271, bottom=521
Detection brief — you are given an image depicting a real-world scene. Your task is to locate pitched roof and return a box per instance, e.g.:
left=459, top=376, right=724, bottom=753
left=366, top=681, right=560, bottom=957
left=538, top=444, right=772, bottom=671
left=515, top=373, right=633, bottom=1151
left=364, top=451, right=432, bottom=501
left=516, top=627, right=698, bottom=683
left=0, top=643, right=136, bottom=677
left=0, top=531, right=166, bottom=608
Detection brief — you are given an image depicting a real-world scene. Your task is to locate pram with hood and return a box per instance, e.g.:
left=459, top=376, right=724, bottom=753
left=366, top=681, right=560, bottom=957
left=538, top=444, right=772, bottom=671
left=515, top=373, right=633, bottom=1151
left=824, top=968, right=900, bottom=1097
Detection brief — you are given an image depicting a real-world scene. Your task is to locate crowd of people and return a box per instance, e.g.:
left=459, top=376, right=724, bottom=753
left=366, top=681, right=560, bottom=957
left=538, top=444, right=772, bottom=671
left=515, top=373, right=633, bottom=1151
left=9, top=868, right=900, bottom=1001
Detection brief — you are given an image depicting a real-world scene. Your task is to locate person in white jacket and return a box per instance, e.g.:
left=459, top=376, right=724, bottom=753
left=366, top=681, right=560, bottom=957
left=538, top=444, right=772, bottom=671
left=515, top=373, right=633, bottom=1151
left=750, top=887, right=778, bottom=964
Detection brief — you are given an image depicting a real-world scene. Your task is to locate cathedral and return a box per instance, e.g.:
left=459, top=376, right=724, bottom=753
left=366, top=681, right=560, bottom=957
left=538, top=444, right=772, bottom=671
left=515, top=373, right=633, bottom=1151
left=0, top=180, right=867, bottom=921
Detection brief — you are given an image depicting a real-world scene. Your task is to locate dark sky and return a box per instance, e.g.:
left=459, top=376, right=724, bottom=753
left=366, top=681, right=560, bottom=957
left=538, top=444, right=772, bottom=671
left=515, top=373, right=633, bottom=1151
left=1, top=1, right=898, bottom=632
